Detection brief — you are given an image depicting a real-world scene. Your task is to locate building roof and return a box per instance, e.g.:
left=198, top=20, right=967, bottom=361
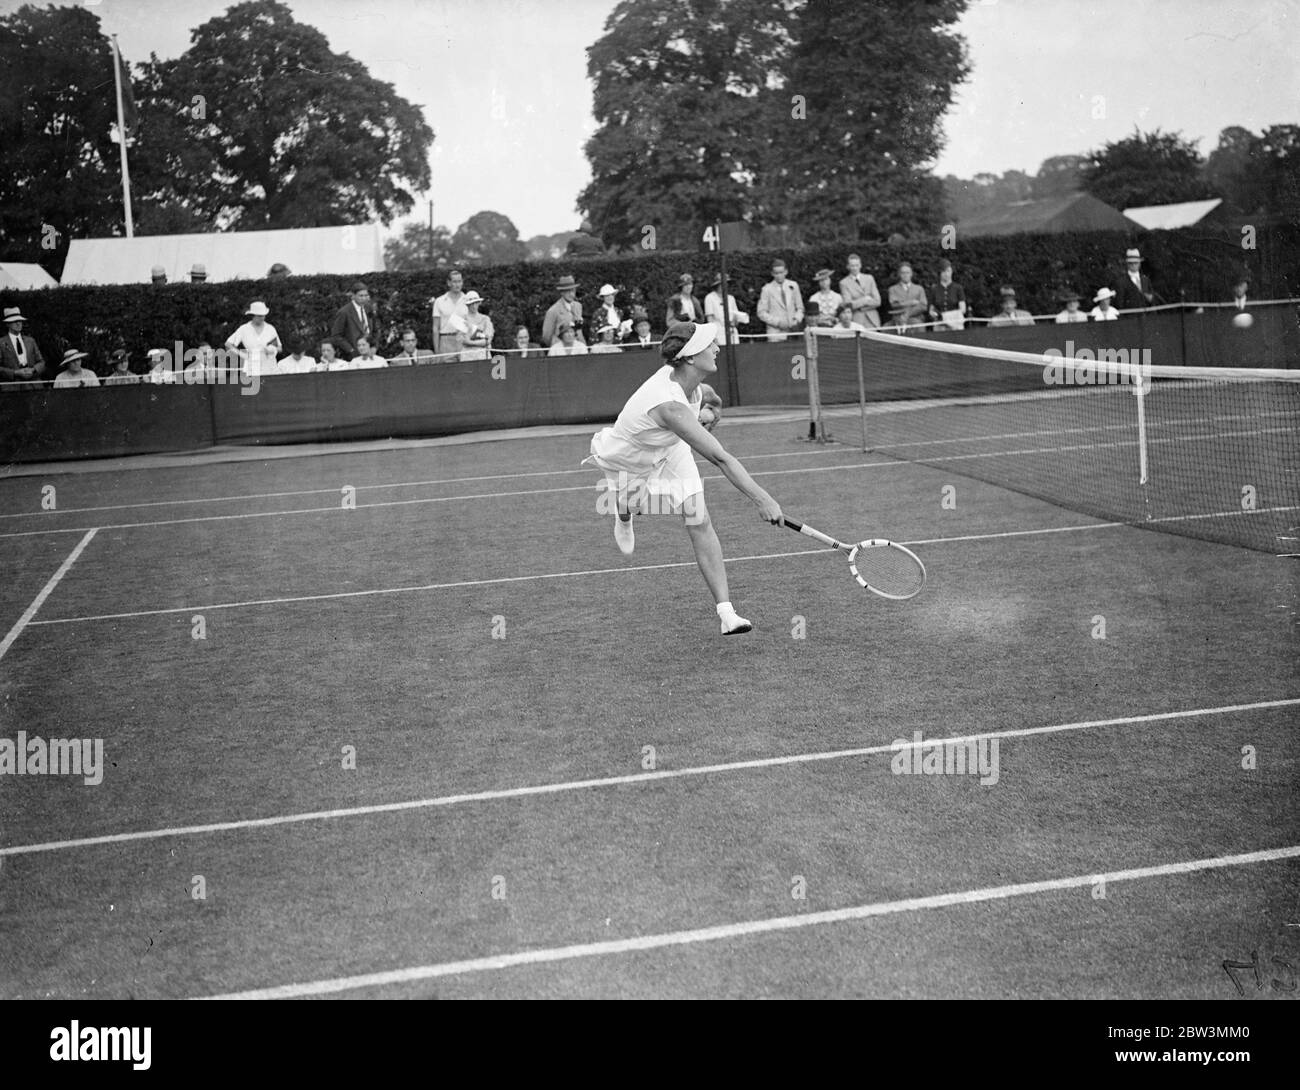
left=958, top=192, right=1140, bottom=237
left=0, top=262, right=58, bottom=290
left=61, top=224, right=385, bottom=286
left=1122, top=198, right=1224, bottom=230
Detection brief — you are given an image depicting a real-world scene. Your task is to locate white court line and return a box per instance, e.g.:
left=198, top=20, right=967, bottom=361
left=199, top=842, right=1300, bottom=999
left=27, top=521, right=1128, bottom=627
left=6, top=697, right=1297, bottom=860
left=0, top=529, right=97, bottom=663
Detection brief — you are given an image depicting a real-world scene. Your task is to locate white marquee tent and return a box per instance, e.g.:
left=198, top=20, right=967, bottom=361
left=0, top=262, right=58, bottom=290
left=61, top=224, right=384, bottom=285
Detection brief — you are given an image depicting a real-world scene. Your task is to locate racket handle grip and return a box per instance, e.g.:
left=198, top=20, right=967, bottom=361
left=781, top=517, right=804, bottom=532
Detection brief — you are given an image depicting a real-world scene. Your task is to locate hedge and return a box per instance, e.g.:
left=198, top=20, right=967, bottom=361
left=4, top=225, right=1296, bottom=376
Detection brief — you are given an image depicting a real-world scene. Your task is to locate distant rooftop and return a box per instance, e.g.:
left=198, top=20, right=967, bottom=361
left=1123, top=199, right=1224, bottom=230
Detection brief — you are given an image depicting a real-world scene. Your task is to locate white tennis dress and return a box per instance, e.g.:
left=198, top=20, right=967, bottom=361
left=584, top=365, right=703, bottom=505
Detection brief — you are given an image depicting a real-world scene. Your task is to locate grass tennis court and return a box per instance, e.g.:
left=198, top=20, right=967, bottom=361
left=1, top=408, right=1297, bottom=999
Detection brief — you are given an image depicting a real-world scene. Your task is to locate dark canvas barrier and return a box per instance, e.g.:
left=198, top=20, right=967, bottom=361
left=0, top=383, right=213, bottom=463
left=727, top=338, right=810, bottom=406
left=1180, top=302, right=1300, bottom=369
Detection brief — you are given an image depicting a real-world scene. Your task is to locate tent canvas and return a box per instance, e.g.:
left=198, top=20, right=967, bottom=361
left=0, top=263, right=58, bottom=290
left=61, top=224, right=384, bottom=285
left=1123, top=199, right=1225, bottom=231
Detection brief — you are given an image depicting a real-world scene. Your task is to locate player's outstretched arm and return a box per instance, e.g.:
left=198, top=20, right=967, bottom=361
left=651, top=401, right=782, bottom=523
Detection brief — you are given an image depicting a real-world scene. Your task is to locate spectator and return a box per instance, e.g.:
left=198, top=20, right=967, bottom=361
left=989, top=286, right=1035, bottom=327
left=703, top=274, right=748, bottom=345
left=390, top=329, right=433, bottom=365
left=1232, top=278, right=1250, bottom=310
left=593, top=284, right=622, bottom=337
left=819, top=303, right=870, bottom=336
left=104, top=348, right=139, bottom=385
left=565, top=219, right=606, bottom=259
left=431, top=269, right=469, bottom=355
left=589, top=324, right=623, bottom=353
left=928, top=260, right=967, bottom=329
left=1089, top=287, right=1119, bottom=321
left=190, top=263, right=207, bottom=283
left=278, top=338, right=318, bottom=374
left=144, top=348, right=178, bottom=383
left=319, top=341, right=346, bottom=371
left=666, top=273, right=704, bottom=327
left=459, top=291, right=494, bottom=361
left=548, top=322, right=589, bottom=356
left=542, top=275, right=585, bottom=347
left=349, top=336, right=388, bottom=369
left=330, top=282, right=373, bottom=358
left=224, top=301, right=281, bottom=377
left=622, top=312, right=655, bottom=348
left=757, top=259, right=804, bottom=342
left=840, top=253, right=881, bottom=328
left=807, top=269, right=843, bottom=327
left=1113, top=247, right=1162, bottom=310
left=52, top=348, right=100, bottom=388
left=150, top=264, right=167, bottom=285
left=513, top=326, right=544, bottom=358
left=267, top=262, right=292, bottom=279
left=1054, top=290, right=1088, bottom=324
left=184, top=341, right=220, bottom=382
left=1, top=306, right=46, bottom=381
left=887, top=263, right=928, bottom=330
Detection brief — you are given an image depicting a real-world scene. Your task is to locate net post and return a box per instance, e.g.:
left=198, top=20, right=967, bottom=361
left=1133, top=363, right=1150, bottom=493
left=855, top=332, right=867, bottom=453
left=804, top=328, right=825, bottom=442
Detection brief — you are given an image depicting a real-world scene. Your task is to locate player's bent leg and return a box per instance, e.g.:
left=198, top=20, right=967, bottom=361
left=679, top=493, right=751, bottom=635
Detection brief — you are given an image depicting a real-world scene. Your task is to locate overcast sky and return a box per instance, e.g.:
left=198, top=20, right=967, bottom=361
left=10, top=0, right=1297, bottom=239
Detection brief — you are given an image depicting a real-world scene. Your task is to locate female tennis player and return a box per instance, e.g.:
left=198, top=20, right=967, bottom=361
left=584, top=321, right=783, bottom=635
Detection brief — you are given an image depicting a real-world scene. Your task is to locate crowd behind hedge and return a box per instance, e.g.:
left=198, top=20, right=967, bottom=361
left=4, top=225, right=1296, bottom=377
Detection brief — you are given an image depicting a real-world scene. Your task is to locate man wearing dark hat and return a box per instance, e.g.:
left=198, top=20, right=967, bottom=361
left=1, top=307, right=46, bottom=381
left=988, top=286, right=1034, bottom=327
left=1112, top=248, right=1162, bottom=311
left=542, top=275, right=585, bottom=347
left=582, top=321, right=784, bottom=636
left=52, top=348, right=100, bottom=388
left=1054, top=290, right=1087, bottom=324
left=665, top=273, right=704, bottom=328
left=620, top=308, right=655, bottom=348
left=330, top=282, right=373, bottom=358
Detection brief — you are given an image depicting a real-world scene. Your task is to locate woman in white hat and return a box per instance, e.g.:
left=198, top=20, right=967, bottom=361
left=459, top=291, right=494, bottom=361
left=583, top=321, right=783, bottom=636
left=593, top=284, right=621, bottom=338
left=52, top=348, right=100, bottom=388
left=224, top=301, right=281, bottom=377
left=1089, top=287, right=1119, bottom=321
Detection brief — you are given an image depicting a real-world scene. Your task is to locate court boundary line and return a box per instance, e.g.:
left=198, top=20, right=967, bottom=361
left=0, top=528, right=97, bottom=663
left=5, top=697, right=1296, bottom=859
left=197, top=842, right=1300, bottom=998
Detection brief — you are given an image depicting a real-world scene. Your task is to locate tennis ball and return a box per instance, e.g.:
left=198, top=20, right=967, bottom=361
left=1232, top=311, right=1254, bottom=329
left=698, top=406, right=718, bottom=429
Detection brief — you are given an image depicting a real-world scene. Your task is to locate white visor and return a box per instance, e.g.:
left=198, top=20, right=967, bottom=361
left=674, top=323, right=720, bottom=360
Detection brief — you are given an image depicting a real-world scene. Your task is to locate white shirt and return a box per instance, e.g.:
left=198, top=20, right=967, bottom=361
left=8, top=333, right=27, bottom=361
left=1055, top=309, right=1088, bottom=324
left=278, top=354, right=318, bottom=374
left=53, top=368, right=100, bottom=388
left=589, top=364, right=702, bottom=471
left=349, top=354, right=388, bottom=369
left=145, top=365, right=178, bottom=383
left=432, top=292, right=468, bottom=336
left=548, top=341, right=589, bottom=356
left=226, top=320, right=280, bottom=375
left=1089, top=306, right=1119, bottom=321
left=704, top=291, right=748, bottom=344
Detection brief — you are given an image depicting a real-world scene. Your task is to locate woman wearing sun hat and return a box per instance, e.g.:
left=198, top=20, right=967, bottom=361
left=583, top=321, right=783, bottom=636
left=224, top=301, right=281, bottom=377
left=459, top=291, right=494, bottom=360
left=52, top=348, right=100, bottom=388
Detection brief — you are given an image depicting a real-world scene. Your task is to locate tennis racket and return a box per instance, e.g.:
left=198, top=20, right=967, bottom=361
left=782, top=517, right=926, bottom=600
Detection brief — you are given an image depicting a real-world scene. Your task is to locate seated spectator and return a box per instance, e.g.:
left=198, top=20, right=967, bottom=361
left=144, top=348, right=178, bottom=383
left=321, top=341, right=350, bottom=371
left=621, top=313, right=656, bottom=348
left=278, top=338, right=318, bottom=373
left=52, top=348, right=100, bottom=388
left=886, top=263, right=928, bottom=330
left=460, top=291, right=494, bottom=361
left=349, top=336, right=388, bottom=369
left=512, top=326, right=543, bottom=358
left=758, top=259, right=804, bottom=341
left=104, top=348, right=139, bottom=385
left=548, top=322, right=589, bottom=356
left=1089, top=287, right=1119, bottom=321
left=1054, top=290, right=1088, bottom=324
left=703, top=275, right=748, bottom=345
left=666, top=272, right=704, bottom=327
left=390, top=329, right=433, bottom=365
left=928, top=260, right=966, bottom=329
left=1232, top=278, right=1250, bottom=310
left=840, top=253, right=881, bottom=328
left=808, top=269, right=843, bottom=327
left=225, top=301, right=281, bottom=377
left=183, top=341, right=220, bottom=382
left=989, top=287, right=1035, bottom=327
left=813, top=303, right=870, bottom=336
left=589, top=324, right=623, bottom=353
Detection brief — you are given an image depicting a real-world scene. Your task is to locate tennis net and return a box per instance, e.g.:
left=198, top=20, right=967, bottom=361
left=805, top=329, right=1300, bottom=555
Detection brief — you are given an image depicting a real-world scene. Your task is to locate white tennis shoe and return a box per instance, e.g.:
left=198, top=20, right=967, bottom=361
left=614, top=514, right=635, bottom=555
left=719, top=610, right=752, bottom=635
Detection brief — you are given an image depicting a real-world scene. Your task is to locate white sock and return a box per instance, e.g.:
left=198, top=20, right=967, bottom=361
left=716, top=601, right=736, bottom=618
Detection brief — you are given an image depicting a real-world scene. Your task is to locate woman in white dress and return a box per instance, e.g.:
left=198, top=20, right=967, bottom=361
left=459, top=291, right=494, bottom=361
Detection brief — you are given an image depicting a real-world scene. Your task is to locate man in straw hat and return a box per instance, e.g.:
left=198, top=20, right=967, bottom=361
left=582, top=321, right=782, bottom=636
left=52, top=348, right=100, bottom=388
left=1, top=306, right=46, bottom=381
left=1113, top=247, right=1162, bottom=311
left=542, top=275, right=585, bottom=347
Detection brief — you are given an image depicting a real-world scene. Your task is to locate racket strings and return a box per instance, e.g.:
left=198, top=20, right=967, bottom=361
left=849, top=542, right=926, bottom=598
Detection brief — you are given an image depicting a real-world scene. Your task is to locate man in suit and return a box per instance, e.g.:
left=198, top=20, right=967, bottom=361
left=1112, top=248, right=1162, bottom=311
left=620, top=308, right=655, bottom=348
left=0, top=307, right=46, bottom=381
left=757, top=259, right=804, bottom=342
left=542, top=275, right=585, bottom=347
left=886, top=263, right=928, bottom=330
left=329, top=282, right=373, bottom=357
left=839, top=254, right=881, bottom=328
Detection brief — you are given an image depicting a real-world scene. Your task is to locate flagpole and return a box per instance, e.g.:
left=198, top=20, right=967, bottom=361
left=111, top=34, right=135, bottom=238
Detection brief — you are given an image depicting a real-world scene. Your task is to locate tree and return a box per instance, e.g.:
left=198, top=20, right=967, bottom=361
left=763, top=0, right=970, bottom=244
left=0, top=5, right=128, bottom=271
left=1080, top=129, right=1215, bottom=210
left=449, top=211, right=528, bottom=265
left=132, top=0, right=433, bottom=231
left=1033, top=154, right=1086, bottom=198
left=384, top=221, right=454, bottom=271
left=577, top=0, right=797, bottom=251
left=1256, top=124, right=1300, bottom=224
